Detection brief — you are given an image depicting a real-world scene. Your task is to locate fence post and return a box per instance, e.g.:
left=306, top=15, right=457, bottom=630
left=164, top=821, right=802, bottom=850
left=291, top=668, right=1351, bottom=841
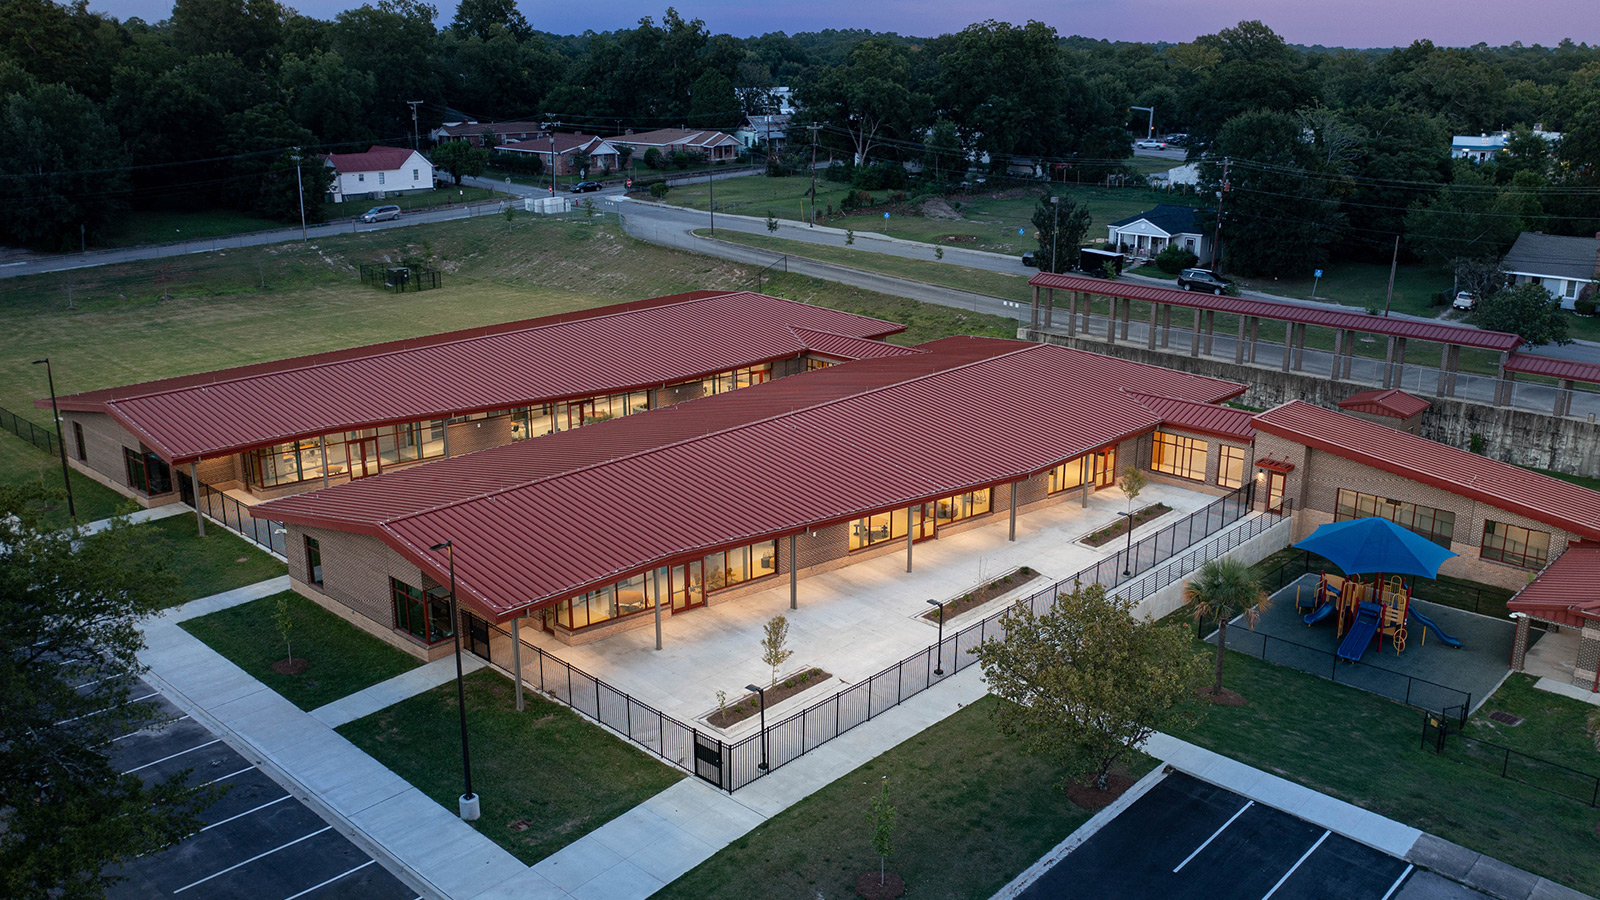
left=1502, top=747, right=1510, bottom=778
left=867, top=677, right=873, bottom=719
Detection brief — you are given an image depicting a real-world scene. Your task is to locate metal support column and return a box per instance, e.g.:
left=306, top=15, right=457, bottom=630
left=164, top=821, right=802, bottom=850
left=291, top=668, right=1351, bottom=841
left=1080, top=455, right=1090, bottom=508
left=1190, top=309, right=1202, bottom=358
left=1146, top=302, right=1158, bottom=350
left=905, top=506, right=914, bottom=572
left=1009, top=482, right=1018, bottom=541
left=789, top=533, right=798, bottom=610
left=512, top=618, right=524, bottom=711
left=190, top=462, right=205, bottom=536
left=1233, top=315, right=1247, bottom=364
left=320, top=434, right=330, bottom=488
left=653, top=568, right=664, bottom=650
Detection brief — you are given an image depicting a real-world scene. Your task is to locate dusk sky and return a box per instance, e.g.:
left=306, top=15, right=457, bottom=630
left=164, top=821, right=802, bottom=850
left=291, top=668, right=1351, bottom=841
left=93, top=0, right=1594, bottom=49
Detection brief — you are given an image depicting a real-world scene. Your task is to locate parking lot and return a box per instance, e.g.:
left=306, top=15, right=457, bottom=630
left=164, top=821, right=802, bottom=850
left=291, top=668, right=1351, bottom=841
left=105, top=679, right=419, bottom=900
left=1018, top=772, right=1489, bottom=900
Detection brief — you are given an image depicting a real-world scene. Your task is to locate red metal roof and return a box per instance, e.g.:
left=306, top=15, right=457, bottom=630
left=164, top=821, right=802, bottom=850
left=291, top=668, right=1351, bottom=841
left=1507, top=543, right=1600, bottom=628
left=1337, top=389, right=1430, bottom=419
left=1253, top=401, right=1600, bottom=543
left=321, top=146, right=419, bottom=173
left=788, top=327, right=924, bottom=361
left=256, top=338, right=1245, bottom=621
left=620, top=128, right=741, bottom=149
left=500, top=133, right=609, bottom=156
left=1128, top=392, right=1256, bottom=441
left=43, top=292, right=906, bottom=464
left=1504, top=353, right=1600, bottom=386
left=1028, top=272, right=1524, bottom=352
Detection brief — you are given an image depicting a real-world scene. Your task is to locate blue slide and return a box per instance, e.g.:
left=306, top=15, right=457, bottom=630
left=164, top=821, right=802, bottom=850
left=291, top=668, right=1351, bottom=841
left=1303, top=602, right=1336, bottom=626
left=1337, top=602, right=1382, bottom=662
left=1409, top=610, right=1463, bottom=648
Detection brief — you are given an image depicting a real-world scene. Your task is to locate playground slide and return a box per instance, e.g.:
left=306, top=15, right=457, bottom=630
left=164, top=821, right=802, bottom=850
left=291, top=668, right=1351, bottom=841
left=1303, top=602, right=1336, bottom=626
left=1337, top=602, right=1382, bottom=662
left=1408, top=610, right=1463, bottom=648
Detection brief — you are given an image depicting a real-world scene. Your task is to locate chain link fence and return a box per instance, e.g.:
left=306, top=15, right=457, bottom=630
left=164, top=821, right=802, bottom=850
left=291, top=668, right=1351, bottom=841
left=1, top=406, right=60, bottom=455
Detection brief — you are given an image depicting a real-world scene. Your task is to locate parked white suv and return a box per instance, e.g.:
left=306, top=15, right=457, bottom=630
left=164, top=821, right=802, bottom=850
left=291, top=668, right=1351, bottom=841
left=360, top=205, right=401, bottom=223
left=1134, top=139, right=1167, bottom=150
left=1452, top=291, right=1476, bottom=311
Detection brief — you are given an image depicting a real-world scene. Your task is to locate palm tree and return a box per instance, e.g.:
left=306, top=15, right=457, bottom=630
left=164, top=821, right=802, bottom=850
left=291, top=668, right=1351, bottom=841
left=1184, top=556, right=1270, bottom=696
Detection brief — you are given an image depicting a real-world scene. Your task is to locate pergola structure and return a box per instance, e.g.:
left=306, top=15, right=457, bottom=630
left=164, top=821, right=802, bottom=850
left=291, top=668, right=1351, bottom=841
left=1026, top=273, right=1524, bottom=399
left=1502, top=354, right=1600, bottom=417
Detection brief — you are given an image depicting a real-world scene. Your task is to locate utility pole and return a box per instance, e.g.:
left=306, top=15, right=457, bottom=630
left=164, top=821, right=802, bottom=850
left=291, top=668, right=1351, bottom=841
left=292, top=146, right=307, bottom=241
left=1050, top=195, right=1060, bottom=274
left=406, top=100, right=422, bottom=151
left=549, top=123, right=557, bottom=197
left=1212, top=157, right=1230, bottom=275
left=1382, top=234, right=1400, bottom=317
left=809, top=124, right=819, bottom=227
left=1131, top=106, right=1155, bottom=138
left=709, top=166, right=715, bottom=236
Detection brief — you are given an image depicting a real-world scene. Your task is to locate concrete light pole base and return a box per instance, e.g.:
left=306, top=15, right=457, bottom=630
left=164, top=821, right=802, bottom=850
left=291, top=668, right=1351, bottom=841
left=459, top=793, right=481, bottom=821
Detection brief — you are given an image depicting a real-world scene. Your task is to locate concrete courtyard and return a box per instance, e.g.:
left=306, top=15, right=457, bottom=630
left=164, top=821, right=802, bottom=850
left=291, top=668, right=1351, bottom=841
left=515, top=480, right=1218, bottom=736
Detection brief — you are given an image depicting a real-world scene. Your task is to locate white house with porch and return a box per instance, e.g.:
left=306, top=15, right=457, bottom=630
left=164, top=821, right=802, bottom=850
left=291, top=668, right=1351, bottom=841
left=321, top=146, right=434, bottom=203
left=1106, top=204, right=1211, bottom=264
left=1500, top=231, right=1599, bottom=309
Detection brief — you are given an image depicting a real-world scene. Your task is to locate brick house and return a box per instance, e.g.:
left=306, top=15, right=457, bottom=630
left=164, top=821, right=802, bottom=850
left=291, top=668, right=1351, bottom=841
left=432, top=120, right=548, bottom=147
left=496, top=133, right=619, bottom=176
left=616, top=128, right=741, bottom=164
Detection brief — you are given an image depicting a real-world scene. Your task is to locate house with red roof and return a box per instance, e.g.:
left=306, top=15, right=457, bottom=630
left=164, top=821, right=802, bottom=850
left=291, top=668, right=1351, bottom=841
left=321, top=145, right=434, bottom=203
left=497, top=133, right=620, bottom=176
left=616, top=128, right=741, bottom=164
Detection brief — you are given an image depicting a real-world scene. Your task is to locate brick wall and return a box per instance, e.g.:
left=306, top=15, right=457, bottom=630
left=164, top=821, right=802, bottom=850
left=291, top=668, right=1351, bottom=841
left=1576, top=623, right=1600, bottom=689
left=285, top=524, right=448, bottom=660
left=62, top=410, right=178, bottom=507
left=447, top=416, right=514, bottom=456
left=195, top=453, right=244, bottom=490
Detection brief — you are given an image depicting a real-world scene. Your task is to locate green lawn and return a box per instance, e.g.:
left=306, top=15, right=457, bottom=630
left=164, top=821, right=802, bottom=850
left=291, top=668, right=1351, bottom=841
left=97, top=208, right=286, bottom=248
left=142, top=515, right=286, bottom=605
left=329, top=185, right=507, bottom=216
left=1252, top=546, right=1516, bottom=620
left=179, top=590, right=419, bottom=710
left=338, top=669, right=683, bottom=865
left=1172, top=652, right=1600, bottom=893
left=0, top=429, right=130, bottom=527
left=658, top=695, right=1156, bottom=900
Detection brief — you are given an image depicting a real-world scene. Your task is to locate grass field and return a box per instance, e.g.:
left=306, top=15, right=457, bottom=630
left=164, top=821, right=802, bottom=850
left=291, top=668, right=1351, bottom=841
left=0, top=428, right=131, bottom=527
left=180, top=590, right=420, bottom=710
left=1, top=215, right=1029, bottom=416
left=339, top=669, right=683, bottom=865
left=143, top=515, right=286, bottom=604
left=1172, top=650, right=1600, bottom=893
left=657, top=695, right=1156, bottom=900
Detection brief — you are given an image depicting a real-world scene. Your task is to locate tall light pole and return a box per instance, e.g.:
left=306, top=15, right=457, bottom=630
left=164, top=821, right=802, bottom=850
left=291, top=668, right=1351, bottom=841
left=1130, top=106, right=1155, bottom=139
left=809, top=123, right=819, bottom=227
left=291, top=147, right=307, bottom=242
left=1050, top=195, right=1060, bottom=274
left=926, top=599, right=946, bottom=676
left=708, top=166, right=716, bottom=236
left=549, top=123, right=557, bottom=197
left=1120, top=510, right=1136, bottom=578
left=745, top=683, right=769, bottom=771
left=429, top=540, right=479, bottom=821
left=32, top=358, right=75, bottom=520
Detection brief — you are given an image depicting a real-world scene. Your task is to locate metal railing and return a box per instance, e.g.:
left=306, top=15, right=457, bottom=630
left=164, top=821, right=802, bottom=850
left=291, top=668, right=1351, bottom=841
left=194, top=480, right=287, bottom=557
left=466, top=481, right=1278, bottom=791
left=1, top=406, right=59, bottom=455
left=1113, top=500, right=1292, bottom=607
left=751, top=254, right=788, bottom=292
left=1424, top=712, right=1600, bottom=807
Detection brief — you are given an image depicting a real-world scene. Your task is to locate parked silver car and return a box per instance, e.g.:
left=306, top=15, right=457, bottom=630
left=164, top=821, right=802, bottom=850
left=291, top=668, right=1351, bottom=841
left=360, top=205, right=401, bottom=223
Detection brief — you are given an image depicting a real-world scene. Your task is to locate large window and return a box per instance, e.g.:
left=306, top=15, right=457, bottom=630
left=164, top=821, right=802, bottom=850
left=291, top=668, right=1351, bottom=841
left=557, top=571, right=656, bottom=630
left=806, top=357, right=835, bottom=371
left=1217, top=445, right=1246, bottom=489
left=1048, top=457, right=1086, bottom=495
left=702, top=363, right=773, bottom=396
left=705, top=539, right=778, bottom=592
left=1151, top=431, right=1208, bottom=481
left=73, top=422, right=86, bottom=461
left=933, top=489, right=992, bottom=526
left=304, top=536, right=323, bottom=587
left=391, top=578, right=454, bottom=644
left=1335, top=489, right=1455, bottom=548
left=124, top=448, right=171, bottom=495
left=1481, top=521, right=1551, bottom=570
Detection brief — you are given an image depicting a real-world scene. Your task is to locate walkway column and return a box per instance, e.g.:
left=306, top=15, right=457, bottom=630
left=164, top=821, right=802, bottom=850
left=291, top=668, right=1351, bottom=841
left=789, top=533, right=798, bottom=610
left=1382, top=336, right=1397, bottom=388
left=1233, top=316, right=1247, bottom=364
left=1190, top=309, right=1202, bottom=358
left=1043, top=288, right=1054, bottom=329
left=1081, top=292, right=1092, bottom=333
left=1106, top=297, right=1118, bottom=343
left=1292, top=324, right=1307, bottom=370
left=1120, top=298, right=1132, bottom=340
left=1556, top=379, right=1574, bottom=418
left=1029, top=284, right=1040, bottom=330
left=906, top=506, right=914, bottom=572
left=1437, top=344, right=1460, bottom=397
left=1342, top=332, right=1355, bottom=379
left=512, top=618, right=524, bottom=711
left=1331, top=329, right=1344, bottom=381
left=1161, top=304, right=1172, bottom=348
left=1247, top=317, right=1260, bottom=364
left=653, top=568, right=664, bottom=650
left=1009, top=481, right=1018, bottom=541
left=1494, top=351, right=1512, bottom=407
left=1280, top=325, right=1293, bottom=372
left=319, top=434, right=330, bottom=489
left=1066, top=291, right=1079, bottom=337
left=190, top=462, right=205, bottom=536
left=1204, top=311, right=1216, bottom=355
left=1394, top=337, right=1408, bottom=389
left=1146, top=302, right=1159, bottom=350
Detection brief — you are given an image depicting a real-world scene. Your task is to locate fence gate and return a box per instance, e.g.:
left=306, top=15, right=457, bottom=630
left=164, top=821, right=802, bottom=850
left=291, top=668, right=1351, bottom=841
left=1422, top=708, right=1454, bottom=753
left=693, top=732, right=724, bottom=789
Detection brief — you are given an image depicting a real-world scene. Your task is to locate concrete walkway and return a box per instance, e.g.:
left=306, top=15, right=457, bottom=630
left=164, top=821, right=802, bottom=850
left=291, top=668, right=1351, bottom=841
left=167, top=575, right=290, bottom=622
left=311, top=654, right=488, bottom=728
left=81, top=502, right=191, bottom=535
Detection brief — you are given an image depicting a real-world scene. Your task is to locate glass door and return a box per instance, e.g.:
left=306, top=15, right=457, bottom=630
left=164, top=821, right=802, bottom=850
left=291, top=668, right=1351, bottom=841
left=1266, top=471, right=1286, bottom=513
left=1091, top=446, right=1118, bottom=488
left=669, top=560, right=705, bottom=612
left=349, top=437, right=381, bottom=479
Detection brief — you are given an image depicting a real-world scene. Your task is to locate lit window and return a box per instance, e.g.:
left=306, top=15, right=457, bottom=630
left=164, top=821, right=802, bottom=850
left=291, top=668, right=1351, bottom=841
left=1335, top=489, right=1454, bottom=548
left=1151, top=431, right=1208, bottom=481
left=1218, top=445, right=1246, bottom=489
left=1048, top=457, right=1086, bottom=494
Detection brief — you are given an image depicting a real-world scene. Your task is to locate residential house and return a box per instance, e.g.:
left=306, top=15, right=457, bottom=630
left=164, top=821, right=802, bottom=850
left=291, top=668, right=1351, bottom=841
left=734, top=115, right=790, bottom=153
left=497, top=133, right=620, bottom=176
left=432, top=120, right=548, bottom=148
left=321, top=146, right=433, bottom=203
left=1450, top=126, right=1561, bottom=163
left=1500, top=231, right=1600, bottom=309
left=1106, top=204, right=1211, bottom=263
left=619, top=128, right=741, bottom=164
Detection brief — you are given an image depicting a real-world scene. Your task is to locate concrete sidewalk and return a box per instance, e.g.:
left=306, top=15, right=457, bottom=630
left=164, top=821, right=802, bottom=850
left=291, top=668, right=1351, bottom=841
left=81, top=502, right=191, bottom=535
left=311, top=654, right=488, bottom=728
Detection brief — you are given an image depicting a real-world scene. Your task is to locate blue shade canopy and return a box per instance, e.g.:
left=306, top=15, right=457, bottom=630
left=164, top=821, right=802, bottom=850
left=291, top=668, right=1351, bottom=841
left=1292, top=517, right=1458, bottom=578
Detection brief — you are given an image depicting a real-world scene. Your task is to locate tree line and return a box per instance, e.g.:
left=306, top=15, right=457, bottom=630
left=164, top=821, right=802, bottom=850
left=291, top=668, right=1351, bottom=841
left=1, top=0, right=1597, bottom=260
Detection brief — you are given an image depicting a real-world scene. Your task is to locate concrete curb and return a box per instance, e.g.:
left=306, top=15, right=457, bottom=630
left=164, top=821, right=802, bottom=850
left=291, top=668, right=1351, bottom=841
left=1407, top=834, right=1596, bottom=900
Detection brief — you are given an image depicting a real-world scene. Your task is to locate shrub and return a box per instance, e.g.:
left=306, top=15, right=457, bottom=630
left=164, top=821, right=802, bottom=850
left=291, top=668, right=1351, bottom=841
left=1575, top=287, right=1597, bottom=317
left=649, top=182, right=669, bottom=199
left=643, top=147, right=662, bottom=169
left=1154, top=244, right=1199, bottom=274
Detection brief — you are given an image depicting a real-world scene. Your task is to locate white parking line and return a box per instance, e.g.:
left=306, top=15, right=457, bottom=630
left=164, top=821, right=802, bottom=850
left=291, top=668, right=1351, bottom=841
left=200, top=795, right=291, bottom=832
left=120, top=739, right=221, bottom=775
left=1260, top=831, right=1330, bottom=900
left=172, top=826, right=332, bottom=893
left=1173, top=800, right=1254, bottom=872
left=200, top=765, right=256, bottom=787
left=113, top=715, right=189, bottom=742
left=1379, top=864, right=1414, bottom=900
left=55, top=691, right=159, bottom=725
left=280, top=860, right=376, bottom=900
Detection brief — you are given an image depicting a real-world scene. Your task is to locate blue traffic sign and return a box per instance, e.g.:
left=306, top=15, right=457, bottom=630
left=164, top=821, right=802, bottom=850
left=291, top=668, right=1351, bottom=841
left=883, top=212, right=890, bottom=219
left=1314, top=269, right=1324, bottom=278
left=1018, top=228, right=1025, bottom=236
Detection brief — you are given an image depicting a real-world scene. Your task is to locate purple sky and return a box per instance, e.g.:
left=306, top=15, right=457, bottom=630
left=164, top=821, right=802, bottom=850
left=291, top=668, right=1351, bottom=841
left=93, top=0, right=1593, bottom=49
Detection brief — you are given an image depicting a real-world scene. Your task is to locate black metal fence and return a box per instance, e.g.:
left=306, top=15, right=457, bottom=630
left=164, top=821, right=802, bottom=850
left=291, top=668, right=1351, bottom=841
left=1, top=406, right=60, bottom=455
left=1224, top=621, right=1472, bottom=724
left=466, top=481, right=1289, bottom=791
left=193, top=480, right=287, bottom=557
left=1113, top=499, right=1293, bottom=608
left=1259, top=551, right=1513, bottom=618
left=359, top=264, right=442, bottom=292
left=1423, top=712, right=1600, bottom=807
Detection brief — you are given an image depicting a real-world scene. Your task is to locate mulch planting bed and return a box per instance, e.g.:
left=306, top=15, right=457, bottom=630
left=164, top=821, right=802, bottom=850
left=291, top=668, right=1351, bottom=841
left=708, top=668, right=830, bottom=729
left=1082, top=504, right=1172, bottom=548
left=856, top=872, right=906, bottom=899
left=924, top=567, right=1042, bottom=622
left=1199, top=686, right=1247, bottom=707
left=1063, top=772, right=1138, bottom=811
left=271, top=657, right=309, bottom=675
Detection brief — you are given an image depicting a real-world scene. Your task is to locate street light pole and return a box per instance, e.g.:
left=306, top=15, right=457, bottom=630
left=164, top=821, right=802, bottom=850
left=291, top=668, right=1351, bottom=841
left=926, top=600, right=945, bottom=675
left=1120, top=511, right=1136, bottom=578
left=292, top=147, right=307, bottom=242
left=1050, top=195, right=1060, bottom=274
left=745, top=684, right=768, bottom=771
left=430, top=540, right=478, bottom=820
left=1130, top=106, right=1155, bottom=139
left=31, top=358, right=75, bottom=519
left=709, top=167, right=715, bottom=236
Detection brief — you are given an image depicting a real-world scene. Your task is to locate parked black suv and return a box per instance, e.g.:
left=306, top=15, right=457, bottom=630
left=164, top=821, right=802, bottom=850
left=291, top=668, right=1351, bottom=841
left=569, top=181, right=603, bottom=193
left=1177, top=268, right=1233, bottom=294
left=1021, top=251, right=1037, bottom=267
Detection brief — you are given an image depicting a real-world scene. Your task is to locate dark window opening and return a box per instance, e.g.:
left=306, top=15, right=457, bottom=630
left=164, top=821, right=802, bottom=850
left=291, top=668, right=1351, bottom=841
left=304, top=536, right=323, bottom=587
left=73, top=422, right=86, bottom=461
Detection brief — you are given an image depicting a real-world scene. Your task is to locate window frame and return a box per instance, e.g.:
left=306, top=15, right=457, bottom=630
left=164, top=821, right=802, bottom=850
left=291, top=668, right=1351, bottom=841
left=1217, top=444, right=1246, bottom=489
left=1150, top=431, right=1209, bottom=482
left=1333, top=488, right=1455, bottom=548
left=1480, top=520, right=1551, bottom=570
left=73, top=421, right=86, bottom=461
left=304, top=536, right=323, bottom=587
left=390, top=577, right=454, bottom=645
